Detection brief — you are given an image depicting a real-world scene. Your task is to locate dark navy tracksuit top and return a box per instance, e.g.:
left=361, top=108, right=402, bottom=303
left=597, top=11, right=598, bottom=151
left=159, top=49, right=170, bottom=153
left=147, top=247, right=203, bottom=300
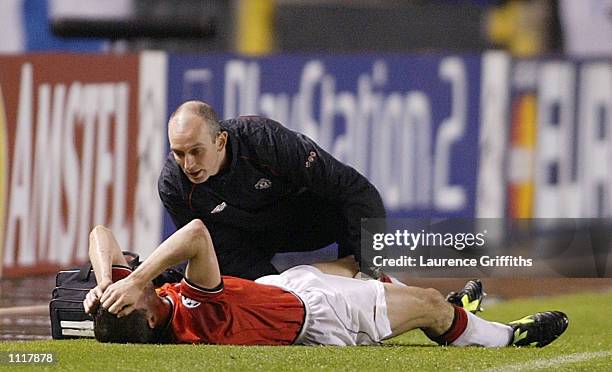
left=158, top=116, right=385, bottom=280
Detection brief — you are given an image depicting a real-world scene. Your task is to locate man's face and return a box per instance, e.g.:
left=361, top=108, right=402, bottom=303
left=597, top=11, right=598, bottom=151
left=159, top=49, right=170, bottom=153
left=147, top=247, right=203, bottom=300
left=168, top=115, right=226, bottom=184
left=138, top=285, right=170, bottom=330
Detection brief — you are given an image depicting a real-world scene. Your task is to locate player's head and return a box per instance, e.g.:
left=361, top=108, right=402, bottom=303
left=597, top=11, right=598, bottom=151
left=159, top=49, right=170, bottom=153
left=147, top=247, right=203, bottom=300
left=168, top=100, right=228, bottom=184
left=93, top=307, right=158, bottom=343
left=93, top=284, right=171, bottom=344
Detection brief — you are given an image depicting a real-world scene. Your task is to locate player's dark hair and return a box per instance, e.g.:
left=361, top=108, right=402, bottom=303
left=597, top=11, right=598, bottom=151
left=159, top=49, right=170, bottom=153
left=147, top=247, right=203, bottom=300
left=93, top=308, right=158, bottom=344
left=170, top=100, right=220, bottom=142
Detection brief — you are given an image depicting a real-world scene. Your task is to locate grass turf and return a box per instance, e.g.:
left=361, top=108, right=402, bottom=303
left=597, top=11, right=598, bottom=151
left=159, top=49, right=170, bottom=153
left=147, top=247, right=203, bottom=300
left=1, top=291, right=611, bottom=371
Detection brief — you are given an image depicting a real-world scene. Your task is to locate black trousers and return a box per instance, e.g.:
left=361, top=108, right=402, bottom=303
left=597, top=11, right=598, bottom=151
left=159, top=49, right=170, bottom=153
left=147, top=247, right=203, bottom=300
left=158, top=200, right=350, bottom=282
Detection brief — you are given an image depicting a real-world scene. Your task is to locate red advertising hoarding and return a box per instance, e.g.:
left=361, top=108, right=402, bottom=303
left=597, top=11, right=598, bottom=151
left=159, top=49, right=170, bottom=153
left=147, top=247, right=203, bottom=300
left=0, top=53, right=166, bottom=277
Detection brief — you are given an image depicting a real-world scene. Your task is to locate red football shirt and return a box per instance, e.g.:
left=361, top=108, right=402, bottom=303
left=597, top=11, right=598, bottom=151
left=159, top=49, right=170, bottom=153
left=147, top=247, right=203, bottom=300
left=157, top=276, right=305, bottom=345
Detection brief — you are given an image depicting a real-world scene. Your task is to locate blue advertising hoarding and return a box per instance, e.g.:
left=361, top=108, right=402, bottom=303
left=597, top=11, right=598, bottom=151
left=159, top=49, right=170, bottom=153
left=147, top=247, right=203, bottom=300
left=165, top=54, right=484, bottom=237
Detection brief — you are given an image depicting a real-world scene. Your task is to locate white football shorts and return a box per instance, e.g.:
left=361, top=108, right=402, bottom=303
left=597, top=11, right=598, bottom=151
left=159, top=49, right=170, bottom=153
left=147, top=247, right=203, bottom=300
left=255, top=265, right=392, bottom=346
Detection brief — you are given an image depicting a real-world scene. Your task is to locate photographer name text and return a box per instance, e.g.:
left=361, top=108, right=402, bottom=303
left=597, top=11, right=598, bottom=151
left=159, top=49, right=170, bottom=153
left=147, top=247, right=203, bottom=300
left=372, top=255, right=533, bottom=268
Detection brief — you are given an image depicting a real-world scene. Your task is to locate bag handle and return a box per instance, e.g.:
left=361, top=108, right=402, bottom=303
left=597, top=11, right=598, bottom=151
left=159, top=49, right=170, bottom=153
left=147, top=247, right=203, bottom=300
left=77, top=251, right=140, bottom=282
left=123, top=251, right=140, bottom=268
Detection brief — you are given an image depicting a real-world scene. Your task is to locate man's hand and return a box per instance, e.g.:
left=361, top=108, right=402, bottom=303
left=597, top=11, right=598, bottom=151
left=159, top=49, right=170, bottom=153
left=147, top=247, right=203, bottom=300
left=83, top=279, right=112, bottom=315
left=100, top=277, right=146, bottom=317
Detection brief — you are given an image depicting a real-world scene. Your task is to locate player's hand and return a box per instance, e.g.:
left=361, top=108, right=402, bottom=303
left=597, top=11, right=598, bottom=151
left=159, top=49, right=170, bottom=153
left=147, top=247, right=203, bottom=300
left=100, top=277, right=145, bottom=317
left=83, top=279, right=111, bottom=315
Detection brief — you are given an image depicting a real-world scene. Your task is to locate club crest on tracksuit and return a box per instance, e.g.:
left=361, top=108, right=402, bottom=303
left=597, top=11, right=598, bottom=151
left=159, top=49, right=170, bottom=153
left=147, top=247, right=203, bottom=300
left=254, top=178, right=272, bottom=189
left=181, top=295, right=201, bottom=308
left=210, top=202, right=227, bottom=214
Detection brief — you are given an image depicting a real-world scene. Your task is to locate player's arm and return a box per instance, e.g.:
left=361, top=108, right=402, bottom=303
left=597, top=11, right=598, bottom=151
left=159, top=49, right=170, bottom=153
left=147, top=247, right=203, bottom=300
left=84, top=225, right=129, bottom=314
left=100, top=219, right=221, bottom=316
left=125, top=219, right=220, bottom=289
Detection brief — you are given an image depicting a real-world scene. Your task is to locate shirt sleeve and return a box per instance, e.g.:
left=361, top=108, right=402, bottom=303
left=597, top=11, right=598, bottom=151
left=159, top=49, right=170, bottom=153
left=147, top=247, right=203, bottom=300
left=179, top=278, right=225, bottom=301
left=253, top=118, right=386, bottom=263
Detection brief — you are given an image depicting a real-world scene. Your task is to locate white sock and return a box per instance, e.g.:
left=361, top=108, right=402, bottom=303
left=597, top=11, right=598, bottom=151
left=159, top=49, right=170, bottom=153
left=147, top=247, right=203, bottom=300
left=452, top=311, right=513, bottom=347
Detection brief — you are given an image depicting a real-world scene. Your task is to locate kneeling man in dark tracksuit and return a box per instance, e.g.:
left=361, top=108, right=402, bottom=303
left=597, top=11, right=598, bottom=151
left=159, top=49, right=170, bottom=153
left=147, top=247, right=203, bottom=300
left=158, top=100, right=385, bottom=279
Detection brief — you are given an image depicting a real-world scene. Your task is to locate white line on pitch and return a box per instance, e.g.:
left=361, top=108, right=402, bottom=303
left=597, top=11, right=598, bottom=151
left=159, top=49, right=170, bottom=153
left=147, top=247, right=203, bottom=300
left=485, top=351, right=612, bottom=371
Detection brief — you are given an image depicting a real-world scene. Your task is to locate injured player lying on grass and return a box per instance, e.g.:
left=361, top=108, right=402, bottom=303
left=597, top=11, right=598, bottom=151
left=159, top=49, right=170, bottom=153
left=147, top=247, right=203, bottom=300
left=83, top=220, right=568, bottom=347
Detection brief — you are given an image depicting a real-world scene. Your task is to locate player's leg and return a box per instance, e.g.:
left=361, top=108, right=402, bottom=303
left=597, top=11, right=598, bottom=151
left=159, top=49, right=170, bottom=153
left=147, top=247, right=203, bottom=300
left=310, top=255, right=359, bottom=277
left=385, top=284, right=513, bottom=346
left=313, top=258, right=409, bottom=287
left=384, top=284, right=568, bottom=347
left=383, top=284, right=463, bottom=340
left=444, top=280, right=568, bottom=347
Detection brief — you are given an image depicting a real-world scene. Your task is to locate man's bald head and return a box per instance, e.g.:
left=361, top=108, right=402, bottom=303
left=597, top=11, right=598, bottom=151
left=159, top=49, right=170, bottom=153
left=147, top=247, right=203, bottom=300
left=167, top=101, right=228, bottom=184
left=169, top=101, right=220, bottom=142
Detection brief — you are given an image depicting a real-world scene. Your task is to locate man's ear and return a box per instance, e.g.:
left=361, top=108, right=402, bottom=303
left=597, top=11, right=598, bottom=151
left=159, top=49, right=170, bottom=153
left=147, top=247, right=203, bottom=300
left=216, top=131, right=228, bottom=151
left=147, top=313, right=156, bottom=329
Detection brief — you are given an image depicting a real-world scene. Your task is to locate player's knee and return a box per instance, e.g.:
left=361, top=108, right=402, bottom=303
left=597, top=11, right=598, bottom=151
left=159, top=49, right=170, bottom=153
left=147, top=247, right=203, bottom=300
left=420, top=287, right=447, bottom=311
left=421, top=287, right=452, bottom=329
left=397, top=286, right=445, bottom=310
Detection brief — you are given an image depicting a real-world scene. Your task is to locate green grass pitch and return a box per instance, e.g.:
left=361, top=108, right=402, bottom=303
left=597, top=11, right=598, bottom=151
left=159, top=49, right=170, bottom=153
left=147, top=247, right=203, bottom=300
left=1, top=291, right=611, bottom=371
